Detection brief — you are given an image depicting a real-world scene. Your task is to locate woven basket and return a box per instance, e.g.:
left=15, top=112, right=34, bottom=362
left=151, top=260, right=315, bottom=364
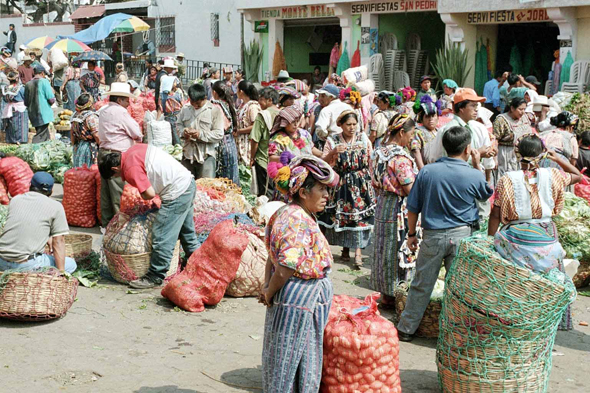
left=0, top=271, right=79, bottom=321
left=44, top=234, right=93, bottom=260
left=394, top=284, right=442, bottom=338
left=105, top=241, right=180, bottom=284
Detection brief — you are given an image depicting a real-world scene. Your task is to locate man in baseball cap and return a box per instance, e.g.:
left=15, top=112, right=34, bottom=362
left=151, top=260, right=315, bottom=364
left=315, top=84, right=352, bottom=147
left=0, top=172, right=77, bottom=274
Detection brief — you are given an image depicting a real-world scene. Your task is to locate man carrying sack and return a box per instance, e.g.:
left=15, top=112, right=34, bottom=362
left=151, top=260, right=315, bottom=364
left=98, top=82, right=143, bottom=228
left=0, top=172, right=77, bottom=273
left=98, top=143, right=200, bottom=289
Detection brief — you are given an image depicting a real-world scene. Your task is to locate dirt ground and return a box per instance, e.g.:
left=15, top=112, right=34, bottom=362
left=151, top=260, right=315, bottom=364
left=0, top=186, right=588, bottom=392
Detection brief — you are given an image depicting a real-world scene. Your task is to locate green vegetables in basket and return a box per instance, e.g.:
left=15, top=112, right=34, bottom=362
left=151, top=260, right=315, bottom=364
left=0, top=205, right=8, bottom=235
left=554, top=192, right=590, bottom=262
left=161, top=144, right=183, bottom=161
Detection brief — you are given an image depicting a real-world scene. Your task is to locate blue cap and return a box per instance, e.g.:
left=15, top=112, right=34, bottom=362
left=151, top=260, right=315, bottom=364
left=31, top=172, right=54, bottom=193
left=316, top=84, right=339, bottom=98
left=34, top=65, right=46, bottom=75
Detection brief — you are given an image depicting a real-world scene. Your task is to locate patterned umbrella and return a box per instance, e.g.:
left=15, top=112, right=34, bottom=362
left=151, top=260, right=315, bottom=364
left=25, top=36, right=55, bottom=50
left=112, top=16, right=150, bottom=33
left=45, top=38, right=91, bottom=53
left=73, top=50, right=113, bottom=63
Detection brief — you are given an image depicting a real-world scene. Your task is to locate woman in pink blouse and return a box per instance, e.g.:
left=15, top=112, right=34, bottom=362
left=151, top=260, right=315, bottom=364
left=261, top=155, right=339, bottom=392
left=370, top=113, right=418, bottom=309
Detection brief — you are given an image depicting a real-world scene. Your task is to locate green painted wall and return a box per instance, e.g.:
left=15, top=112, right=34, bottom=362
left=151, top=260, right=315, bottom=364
left=378, top=12, right=445, bottom=62
left=283, top=26, right=336, bottom=73
left=352, top=15, right=361, bottom=55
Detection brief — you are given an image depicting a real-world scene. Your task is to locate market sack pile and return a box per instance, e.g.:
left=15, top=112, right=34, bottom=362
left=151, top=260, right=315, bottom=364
left=225, top=231, right=267, bottom=297
left=554, top=192, right=590, bottom=288
left=436, top=237, right=576, bottom=393
left=0, top=156, right=34, bottom=199
left=62, top=165, right=96, bottom=228
left=321, top=293, right=401, bottom=393
left=193, top=178, right=251, bottom=218
left=144, top=111, right=172, bottom=146
left=162, top=220, right=249, bottom=312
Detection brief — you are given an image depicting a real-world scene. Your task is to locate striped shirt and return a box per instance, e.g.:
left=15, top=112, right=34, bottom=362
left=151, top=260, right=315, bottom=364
left=0, top=192, right=69, bottom=262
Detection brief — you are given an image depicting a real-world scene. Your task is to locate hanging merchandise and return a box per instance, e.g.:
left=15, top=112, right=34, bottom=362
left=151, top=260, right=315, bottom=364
left=560, top=51, right=574, bottom=90
left=351, top=41, right=361, bottom=68
left=486, top=38, right=494, bottom=80
left=329, top=43, right=340, bottom=76
left=336, top=42, right=351, bottom=76
left=551, top=50, right=561, bottom=96
left=271, top=41, right=287, bottom=80
left=522, top=45, right=535, bottom=78
left=509, top=45, right=522, bottom=76
left=474, top=40, right=488, bottom=96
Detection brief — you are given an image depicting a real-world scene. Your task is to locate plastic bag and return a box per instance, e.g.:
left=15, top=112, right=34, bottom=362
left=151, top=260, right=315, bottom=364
left=0, top=176, right=9, bottom=205
left=120, top=184, right=162, bottom=213
left=226, top=232, right=267, bottom=297
left=62, top=165, right=97, bottom=228
left=0, top=156, right=34, bottom=198
left=161, top=220, right=249, bottom=312
left=144, top=111, right=172, bottom=147
left=321, top=293, right=401, bottom=393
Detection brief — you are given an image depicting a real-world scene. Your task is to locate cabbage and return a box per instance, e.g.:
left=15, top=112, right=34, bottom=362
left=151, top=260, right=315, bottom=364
left=555, top=192, right=590, bottom=262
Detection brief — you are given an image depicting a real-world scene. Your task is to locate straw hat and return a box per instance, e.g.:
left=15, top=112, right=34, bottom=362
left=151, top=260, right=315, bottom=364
left=163, top=59, right=177, bottom=69
left=104, top=82, right=135, bottom=99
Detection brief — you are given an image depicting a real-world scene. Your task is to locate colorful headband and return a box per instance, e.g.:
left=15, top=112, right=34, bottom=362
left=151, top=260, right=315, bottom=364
left=387, top=113, right=411, bottom=135
left=76, top=95, right=94, bottom=112
left=268, top=153, right=339, bottom=196
left=514, top=133, right=547, bottom=169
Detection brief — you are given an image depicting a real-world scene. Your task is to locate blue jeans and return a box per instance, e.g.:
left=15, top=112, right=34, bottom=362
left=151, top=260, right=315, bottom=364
left=147, top=181, right=200, bottom=281
left=0, top=254, right=77, bottom=274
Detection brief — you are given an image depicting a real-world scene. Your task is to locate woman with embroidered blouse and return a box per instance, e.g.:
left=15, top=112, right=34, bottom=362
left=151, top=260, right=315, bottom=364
left=370, top=113, right=418, bottom=309
left=260, top=155, right=339, bottom=393
left=268, top=105, right=322, bottom=163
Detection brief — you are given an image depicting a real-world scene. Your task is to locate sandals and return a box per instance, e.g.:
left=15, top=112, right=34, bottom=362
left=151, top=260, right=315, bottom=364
left=353, top=255, right=363, bottom=270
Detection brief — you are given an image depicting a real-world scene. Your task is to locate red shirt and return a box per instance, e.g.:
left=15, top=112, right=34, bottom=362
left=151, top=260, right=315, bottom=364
left=121, top=144, right=150, bottom=193
left=95, top=66, right=105, bottom=83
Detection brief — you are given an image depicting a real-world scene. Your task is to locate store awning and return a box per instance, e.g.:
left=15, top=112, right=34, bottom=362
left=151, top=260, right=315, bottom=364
left=70, top=5, right=105, bottom=20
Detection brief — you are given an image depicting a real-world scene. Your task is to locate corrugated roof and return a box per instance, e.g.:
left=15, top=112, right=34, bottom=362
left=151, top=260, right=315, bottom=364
left=70, top=5, right=105, bottom=20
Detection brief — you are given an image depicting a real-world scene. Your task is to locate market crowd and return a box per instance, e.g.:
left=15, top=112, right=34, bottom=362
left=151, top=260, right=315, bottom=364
left=0, top=41, right=588, bottom=393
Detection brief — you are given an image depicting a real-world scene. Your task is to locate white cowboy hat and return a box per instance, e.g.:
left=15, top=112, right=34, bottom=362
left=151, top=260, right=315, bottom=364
left=532, top=95, right=550, bottom=112
left=163, top=59, right=177, bottom=69
left=277, top=70, right=290, bottom=79
left=104, top=82, right=135, bottom=99
left=176, top=52, right=185, bottom=58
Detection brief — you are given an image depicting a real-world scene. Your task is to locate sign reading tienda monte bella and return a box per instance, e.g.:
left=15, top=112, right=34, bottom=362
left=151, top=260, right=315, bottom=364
left=467, top=9, right=550, bottom=24
left=351, top=0, right=437, bottom=14
left=260, top=5, right=335, bottom=19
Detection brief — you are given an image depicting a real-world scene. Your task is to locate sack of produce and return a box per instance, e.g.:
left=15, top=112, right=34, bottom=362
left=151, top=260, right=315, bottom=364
left=321, top=293, right=401, bottom=393
left=144, top=111, right=172, bottom=147
left=193, top=178, right=251, bottom=217
left=120, top=184, right=162, bottom=214
left=554, top=192, right=590, bottom=273
left=574, top=181, right=590, bottom=205
left=141, top=91, right=156, bottom=112
left=161, top=220, right=249, bottom=312
left=0, top=156, right=34, bottom=197
left=353, top=79, right=375, bottom=96
left=103, top=208, right=157, bottom=255
left=226, top=232, right=267, bottom=297
left=62, top=165, right=97, bottom=228
left=49, top=47, right=68, bottom=71
left=342, top=65, right=368, bottom=85
left=0, top=176, right=9, bottom=205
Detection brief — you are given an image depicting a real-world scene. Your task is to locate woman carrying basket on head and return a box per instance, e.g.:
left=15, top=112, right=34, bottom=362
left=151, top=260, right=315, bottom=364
left=488, top=134, right=582, bottom=330
left=260, top=155, right=339, bottom=393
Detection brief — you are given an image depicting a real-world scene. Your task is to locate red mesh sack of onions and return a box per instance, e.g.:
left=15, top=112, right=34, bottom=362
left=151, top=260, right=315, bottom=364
left=321, top=293, right=401, bottom=393
left=0, top=176, right=9, bottom=205
left=120, top=184, right=161, bottom=213
left=62, top=165, right=97, bottom=228
left=0, top=156, right=34, bottom=198
left=90, top=165, right=101, bottom=224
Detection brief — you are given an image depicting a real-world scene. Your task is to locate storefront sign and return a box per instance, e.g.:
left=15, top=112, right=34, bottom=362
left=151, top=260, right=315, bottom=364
left=351, top=1, right=437, bottom=14
left=255, top=20, right=269, bottom=33
left=467, top=9, right=550, bottom=24
left=260, top=5, right=335, bottom=19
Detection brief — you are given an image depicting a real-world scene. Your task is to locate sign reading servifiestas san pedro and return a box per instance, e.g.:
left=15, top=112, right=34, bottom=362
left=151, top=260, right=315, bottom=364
left=351, top=0, right=437, bottom=14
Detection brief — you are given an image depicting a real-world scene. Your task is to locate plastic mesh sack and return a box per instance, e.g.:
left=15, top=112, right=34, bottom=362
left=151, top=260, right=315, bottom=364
left=0, top=177, right=9, bottom=205
left=226, top=232, right=267, bottom=297
left=103, top=207, right=157, bottom=255
left=0, top=156, right=34, bottom=198
left=62, top=165, right=97, bottom=228
left=321, top=293, right=401, bottom=393
left=161, top=220, right=249, bottom=312
left=120, top=184, right=162, bottom=214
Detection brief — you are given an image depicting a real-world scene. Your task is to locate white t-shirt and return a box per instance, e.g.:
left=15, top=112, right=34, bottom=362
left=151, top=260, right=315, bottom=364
left=145, top=145, right=193, bottom=201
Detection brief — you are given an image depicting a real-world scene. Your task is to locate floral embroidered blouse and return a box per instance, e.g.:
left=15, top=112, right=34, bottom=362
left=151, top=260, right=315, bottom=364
left=268, top=129, right=314, bottom=158
left=371, top=144, right=418, bottom=195
left=266, top=204, right=333, bottom=279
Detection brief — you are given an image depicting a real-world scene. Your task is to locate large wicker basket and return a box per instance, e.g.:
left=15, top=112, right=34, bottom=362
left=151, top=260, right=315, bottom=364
left=394, top=284, right=442, bottom=338
left=44, top=234, right=93, bottom=260
left=104, top=241, right=180, bottom=284
left=0, top=271, right=79, bottom=321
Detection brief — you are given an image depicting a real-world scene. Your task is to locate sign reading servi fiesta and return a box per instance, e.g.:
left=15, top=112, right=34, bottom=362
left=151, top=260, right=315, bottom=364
left=260, top=5, right=335, bottom=19
left=351, top=1, right=437, bottom=14
left=467, top=9, right=550, bottom=24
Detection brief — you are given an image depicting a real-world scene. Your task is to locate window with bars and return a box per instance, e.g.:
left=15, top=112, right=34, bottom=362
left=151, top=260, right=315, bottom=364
left=211, top=13, right=219, bottom=47
left=158, top=17, right=176, bottom=52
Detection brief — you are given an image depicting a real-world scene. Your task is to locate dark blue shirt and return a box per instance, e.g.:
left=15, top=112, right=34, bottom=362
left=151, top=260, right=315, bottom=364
left=407, top=157, right=493, bottom=230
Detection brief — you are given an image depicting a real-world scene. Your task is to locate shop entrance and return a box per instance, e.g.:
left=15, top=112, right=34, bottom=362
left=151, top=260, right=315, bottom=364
left=496, top=23, right=560, bottom=86
left=283, top=18, right=341, bottom=83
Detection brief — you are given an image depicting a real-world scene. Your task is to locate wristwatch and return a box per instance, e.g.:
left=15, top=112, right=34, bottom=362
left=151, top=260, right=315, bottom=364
left=407, top=232, right=417, bottom=238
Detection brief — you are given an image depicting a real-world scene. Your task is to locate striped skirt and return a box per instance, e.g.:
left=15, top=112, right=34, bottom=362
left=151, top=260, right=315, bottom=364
left=262, top=276, right=333, bottom=393
left=216, top=133, right=240, bottom=186
left=4, top=109, right=29, bottom=144
left=371, top=192, right=413, bottom=297
left=73, top=140, right=98, bottom=167
left=64, top=80, right=81, bottom=112
left=324, top=227, right=372, bottom=249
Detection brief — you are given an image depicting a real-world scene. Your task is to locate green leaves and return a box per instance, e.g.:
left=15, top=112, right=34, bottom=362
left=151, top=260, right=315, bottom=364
left=244, top=40, right=263, bottom=83
left=431, top=38, right=472, bottom=88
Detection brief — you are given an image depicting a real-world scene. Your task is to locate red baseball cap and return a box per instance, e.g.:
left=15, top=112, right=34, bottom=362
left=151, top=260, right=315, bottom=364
left=453, top=88, right=486, bottom=104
